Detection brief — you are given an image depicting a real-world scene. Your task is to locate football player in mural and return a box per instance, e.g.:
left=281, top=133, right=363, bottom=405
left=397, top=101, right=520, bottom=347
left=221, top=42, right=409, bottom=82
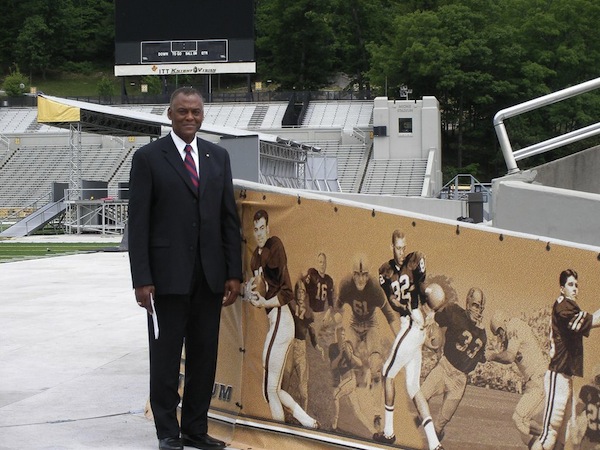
left=373, top=229, right=444, bottom=450
left=419, top=287, right=488, bottom=442
left=532, top=269, right=600, bottom=450
left=337, top=254, right=399, bottom=388
left=488, top=310, right=547, bottom=447
left=328, top=325, right=375, bottom=435
left=572, top=363, right=600, bottom=450
left=286, top=278, right=324, bottom=410
left=304, top=252, right=336, bottom=346
left=245, top=209, right=319, bottom=428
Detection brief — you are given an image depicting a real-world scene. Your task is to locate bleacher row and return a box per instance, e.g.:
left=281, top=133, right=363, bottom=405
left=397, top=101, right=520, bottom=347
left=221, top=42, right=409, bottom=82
left=0, top=143, right=138, bottom=207
left=303, top=140, right=369, bottom=193
left=302, top=101, right=373, bottom=129
left=135, top=101, right=374, bottom=130
left=0, top=107, right=62, bottom=134
left=0, top=100, right=428, bottom=208
left=0, top=101, right=374, bottom=134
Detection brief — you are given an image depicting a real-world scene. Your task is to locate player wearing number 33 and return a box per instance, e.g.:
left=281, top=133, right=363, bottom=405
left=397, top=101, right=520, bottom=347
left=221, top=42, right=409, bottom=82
left=532, top=269, right=600, bottom=450
left=374, top=229, right=444, bottom=450
left=420, top=287, right=487, bottom=442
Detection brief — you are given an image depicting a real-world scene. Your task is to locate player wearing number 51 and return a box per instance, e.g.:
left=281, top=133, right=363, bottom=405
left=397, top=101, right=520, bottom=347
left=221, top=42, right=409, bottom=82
left=128, top=87, right=242, bottom=450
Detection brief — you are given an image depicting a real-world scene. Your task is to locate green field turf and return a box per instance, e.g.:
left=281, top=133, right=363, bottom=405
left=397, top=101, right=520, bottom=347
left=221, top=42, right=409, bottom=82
left=0, top=242, right=116, bottom=262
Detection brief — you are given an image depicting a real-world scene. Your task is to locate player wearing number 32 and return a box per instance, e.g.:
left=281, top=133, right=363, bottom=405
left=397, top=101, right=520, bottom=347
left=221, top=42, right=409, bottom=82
left=128, top=87, right=242, bottom=450
left=374, top=229, right=444, bottom=450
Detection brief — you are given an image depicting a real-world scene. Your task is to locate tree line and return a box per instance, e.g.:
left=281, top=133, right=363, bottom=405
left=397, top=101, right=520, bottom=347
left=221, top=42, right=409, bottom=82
left=2, top=0, right=600, bottom=180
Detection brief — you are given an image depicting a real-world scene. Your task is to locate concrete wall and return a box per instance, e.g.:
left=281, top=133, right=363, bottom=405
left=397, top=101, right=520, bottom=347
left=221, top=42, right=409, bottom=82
left=532, top=144, right=600, bottom=194
left=219, top=135, right=261, bottom=182
left=323, top=191, right=465, bottom=221
left=492, top=179, right=600, bottom=247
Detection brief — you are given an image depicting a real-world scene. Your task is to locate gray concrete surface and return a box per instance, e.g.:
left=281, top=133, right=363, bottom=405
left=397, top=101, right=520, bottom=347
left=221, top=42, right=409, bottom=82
left=0, top=236, right=238, bottom=450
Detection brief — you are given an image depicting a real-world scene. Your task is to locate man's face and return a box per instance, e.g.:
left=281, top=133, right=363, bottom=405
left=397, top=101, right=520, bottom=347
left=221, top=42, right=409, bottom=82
left=561, top=275, right=578, bottom=300
left=253, top=217, right=269, bottom=249
left=392, top=237, right=407, bottom=266
left=466, top=289, right=485, bottom=324
left=317, top=254, right=327, bottom=276
left=352, top=270, right=369, bottom=291
left=296, top=282, right=306, bottom=303
left=167, top=93, right=204, bottom=143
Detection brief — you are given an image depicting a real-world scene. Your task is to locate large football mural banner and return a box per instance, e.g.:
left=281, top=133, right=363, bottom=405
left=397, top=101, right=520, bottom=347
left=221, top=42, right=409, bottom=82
left=208, top=182, right=600, bottom=450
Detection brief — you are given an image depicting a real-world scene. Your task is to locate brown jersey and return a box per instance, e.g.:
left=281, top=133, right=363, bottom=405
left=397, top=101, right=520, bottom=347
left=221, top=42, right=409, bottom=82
left=304, top=267, right=335, bottom=313
left=435, top=302, right=487, bottom=374
left=378, top=251, right=426, bottom=316
left=250, top=235, right=293, bottom=309
left=548, top=295, right=593, bottom=377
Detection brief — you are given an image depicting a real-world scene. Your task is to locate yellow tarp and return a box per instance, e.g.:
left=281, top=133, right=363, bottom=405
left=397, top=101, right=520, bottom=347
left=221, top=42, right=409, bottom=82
left=37, top=96, right=80, bottom=123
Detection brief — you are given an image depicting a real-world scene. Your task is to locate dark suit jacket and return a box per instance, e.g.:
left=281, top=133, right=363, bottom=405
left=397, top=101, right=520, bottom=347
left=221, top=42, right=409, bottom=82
left=128, top=133, right=242, bottom=295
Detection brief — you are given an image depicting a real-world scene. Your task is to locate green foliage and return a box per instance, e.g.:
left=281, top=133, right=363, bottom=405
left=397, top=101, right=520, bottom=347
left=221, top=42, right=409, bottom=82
left=443, top=163, right=480, bottom=184
left=2, top=65, right=28, bottom=96
left=97, top=75, right=115, bottom=99
left=256, top=0, right=338, bottom=89
left=15, top=15, right=52, bottom=77
left=366, top=0, right=600, bottom=179
left=0, top=0, right=114, bottom=77
left=61, top=61, right=96, bottom=75
left=141, top=76, right=163, bottom=95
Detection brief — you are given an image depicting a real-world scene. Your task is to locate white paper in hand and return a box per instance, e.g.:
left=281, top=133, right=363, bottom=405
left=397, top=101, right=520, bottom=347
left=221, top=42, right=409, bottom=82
left=150, top=293, right=159, bottom=339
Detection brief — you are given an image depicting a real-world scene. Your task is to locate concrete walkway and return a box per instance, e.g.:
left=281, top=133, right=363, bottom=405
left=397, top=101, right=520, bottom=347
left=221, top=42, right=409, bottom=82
left=0, top=236, right=239, bottom=450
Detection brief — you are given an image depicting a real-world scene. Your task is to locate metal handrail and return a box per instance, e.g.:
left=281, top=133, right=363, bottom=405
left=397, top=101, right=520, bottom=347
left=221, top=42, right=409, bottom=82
left=493, top=77, right=600, bottom=174
left=0, top=191, right=52, bottom=225
left=439, top=174, right=491, bottom=200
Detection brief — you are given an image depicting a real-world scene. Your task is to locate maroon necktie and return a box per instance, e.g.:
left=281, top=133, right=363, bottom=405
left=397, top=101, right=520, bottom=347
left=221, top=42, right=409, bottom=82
left=184, top=144, right=199, bottom=188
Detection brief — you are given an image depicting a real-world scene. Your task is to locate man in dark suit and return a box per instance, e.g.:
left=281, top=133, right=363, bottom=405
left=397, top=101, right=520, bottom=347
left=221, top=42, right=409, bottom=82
left=128, top=87, right=242, bottom=450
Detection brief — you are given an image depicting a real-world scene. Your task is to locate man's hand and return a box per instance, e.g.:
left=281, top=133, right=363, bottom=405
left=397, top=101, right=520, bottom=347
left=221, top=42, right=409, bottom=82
left=135, top=285, right=155, bottom=315
left=223, top=278, right=241, bottom=306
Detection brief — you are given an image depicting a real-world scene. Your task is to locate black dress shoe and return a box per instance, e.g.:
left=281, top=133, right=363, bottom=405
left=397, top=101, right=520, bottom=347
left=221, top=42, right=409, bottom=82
left=158, top=437, right=183, bottom=450
left=181, top=433, right=226, bottom=449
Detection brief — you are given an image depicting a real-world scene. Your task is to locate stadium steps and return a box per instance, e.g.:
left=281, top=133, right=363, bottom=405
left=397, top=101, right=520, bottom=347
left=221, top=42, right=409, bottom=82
left=361, top=159, right=428, bottom=196
left=305, top=141, right=368, bottom=193
left=0, top=200, right=66, bottom=237
left=248, top=104, right=268, bottom=128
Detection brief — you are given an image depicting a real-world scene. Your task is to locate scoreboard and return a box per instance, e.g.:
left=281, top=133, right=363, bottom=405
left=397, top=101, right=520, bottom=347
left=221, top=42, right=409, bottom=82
left=141, top=40, right=227, bottom=64
left=114, top=0, right=255, bottom=76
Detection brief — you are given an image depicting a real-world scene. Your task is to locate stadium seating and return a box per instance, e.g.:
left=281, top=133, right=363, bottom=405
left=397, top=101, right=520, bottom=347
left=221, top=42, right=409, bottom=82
left=0, top=99, right=428, bottom=209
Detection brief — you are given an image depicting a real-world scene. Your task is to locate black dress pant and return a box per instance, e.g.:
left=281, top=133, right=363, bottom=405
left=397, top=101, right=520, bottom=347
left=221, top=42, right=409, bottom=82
left=148, top=259, right=223, bottom=439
